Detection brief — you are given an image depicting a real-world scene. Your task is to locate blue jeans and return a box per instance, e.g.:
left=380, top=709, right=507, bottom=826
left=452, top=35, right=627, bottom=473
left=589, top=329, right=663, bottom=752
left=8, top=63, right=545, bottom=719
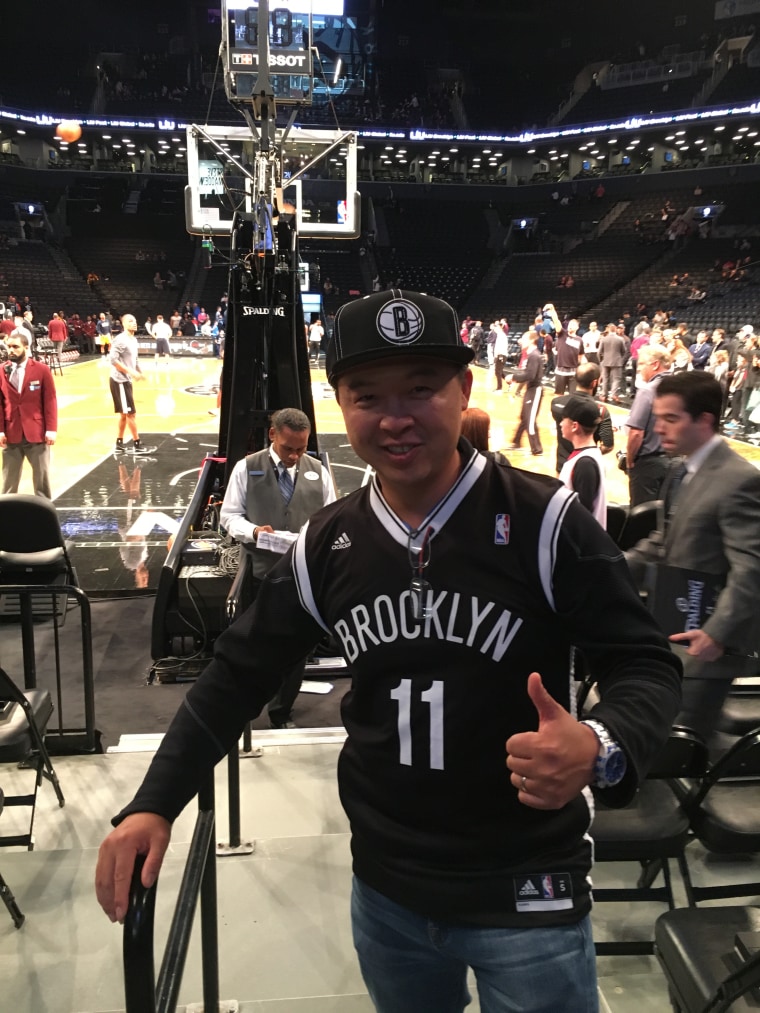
left=351, top=877, right=598, bottom=1013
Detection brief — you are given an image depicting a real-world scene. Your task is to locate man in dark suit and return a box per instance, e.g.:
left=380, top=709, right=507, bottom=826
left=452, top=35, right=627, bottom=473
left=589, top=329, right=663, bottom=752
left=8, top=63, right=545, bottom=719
left=598, top=322, right=628, bottom=403
left=626, top=371, right=760, bottom=739
left=0, top=329, right=58, bottom=499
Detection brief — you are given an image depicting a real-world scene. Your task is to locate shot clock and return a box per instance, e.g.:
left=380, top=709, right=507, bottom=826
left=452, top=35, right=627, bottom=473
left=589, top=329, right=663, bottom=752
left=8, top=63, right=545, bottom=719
left=222, top=0, right=315, bottom=103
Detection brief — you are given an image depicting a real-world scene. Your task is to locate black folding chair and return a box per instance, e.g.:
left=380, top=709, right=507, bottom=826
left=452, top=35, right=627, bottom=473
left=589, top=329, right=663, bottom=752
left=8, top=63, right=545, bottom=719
left=0, top=788, right=25, bottom=928
left=0, top=666, right=65, bottom=850
left=656, top=905, right=760, bottom=1012
left=590, top=726, right=709, bottom=955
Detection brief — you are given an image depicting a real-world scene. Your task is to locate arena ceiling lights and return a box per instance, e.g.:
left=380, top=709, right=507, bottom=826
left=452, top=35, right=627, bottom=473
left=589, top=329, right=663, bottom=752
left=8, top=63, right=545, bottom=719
left=5, top=94, right=760, bottom=176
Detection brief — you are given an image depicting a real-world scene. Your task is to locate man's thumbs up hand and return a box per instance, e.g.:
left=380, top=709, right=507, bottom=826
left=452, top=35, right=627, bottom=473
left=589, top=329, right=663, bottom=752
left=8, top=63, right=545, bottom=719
left=506, top=673, right=600, bottom=810
left=526, top=670, right=567, bottom=728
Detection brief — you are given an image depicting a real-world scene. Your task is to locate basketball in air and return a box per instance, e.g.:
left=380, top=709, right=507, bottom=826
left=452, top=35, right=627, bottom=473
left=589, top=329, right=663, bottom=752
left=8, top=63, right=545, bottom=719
left=56, top=120, right=82, bottom=143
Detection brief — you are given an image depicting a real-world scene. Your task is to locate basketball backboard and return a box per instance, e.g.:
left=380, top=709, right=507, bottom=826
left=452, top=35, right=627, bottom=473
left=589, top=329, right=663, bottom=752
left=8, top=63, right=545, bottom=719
left=184, top=122, right=360, bottom=238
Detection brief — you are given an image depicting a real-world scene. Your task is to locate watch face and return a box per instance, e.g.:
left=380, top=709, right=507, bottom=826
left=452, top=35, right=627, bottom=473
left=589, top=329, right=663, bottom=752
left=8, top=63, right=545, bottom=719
left=605, top=750, right=627, bottom=785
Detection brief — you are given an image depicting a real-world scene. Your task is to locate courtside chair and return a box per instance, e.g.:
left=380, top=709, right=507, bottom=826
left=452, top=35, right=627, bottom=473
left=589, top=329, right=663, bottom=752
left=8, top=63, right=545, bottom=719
left=673, top=727, right=760, bottom=904
left=0, top=493, right=79, bottom=716
left=0, top=665, right=64, bottom=849
left=616, top=498, right=662, bottom=552
left=589, top=726, right=709, bottom=956
left=655, top=905, right=760, bottom=1013
left=0, top=788, right=25, bottom=928
left=0, top=664, right=65, bottom=929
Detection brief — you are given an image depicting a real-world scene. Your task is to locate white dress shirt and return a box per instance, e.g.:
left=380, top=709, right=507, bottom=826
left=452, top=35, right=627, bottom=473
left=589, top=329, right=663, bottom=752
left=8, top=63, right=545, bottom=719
left=220, top=447, right=336, bottom=544
left=0, top=358, right=57, bottom=441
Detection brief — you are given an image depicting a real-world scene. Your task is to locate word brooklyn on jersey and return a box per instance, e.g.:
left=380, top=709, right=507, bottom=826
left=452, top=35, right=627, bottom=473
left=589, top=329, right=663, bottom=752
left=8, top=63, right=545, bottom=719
left=333, top=590, right=524, bottom=664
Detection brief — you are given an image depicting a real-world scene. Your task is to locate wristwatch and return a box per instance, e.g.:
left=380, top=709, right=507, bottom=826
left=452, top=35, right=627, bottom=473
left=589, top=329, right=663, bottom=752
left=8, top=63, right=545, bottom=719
left=580, top=719, right=627, bottom=788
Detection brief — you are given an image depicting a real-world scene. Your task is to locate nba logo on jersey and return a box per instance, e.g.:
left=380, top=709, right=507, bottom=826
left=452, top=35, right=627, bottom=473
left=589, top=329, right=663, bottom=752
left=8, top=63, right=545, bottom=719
left=541, top=875, right=554, bottom=899
left=494, top=514, right=510, bottom=545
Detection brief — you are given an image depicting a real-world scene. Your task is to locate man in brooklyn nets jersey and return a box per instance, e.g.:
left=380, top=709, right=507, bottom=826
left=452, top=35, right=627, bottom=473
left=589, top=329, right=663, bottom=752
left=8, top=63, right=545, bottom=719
left=96, top=290, right=681, bottom=1012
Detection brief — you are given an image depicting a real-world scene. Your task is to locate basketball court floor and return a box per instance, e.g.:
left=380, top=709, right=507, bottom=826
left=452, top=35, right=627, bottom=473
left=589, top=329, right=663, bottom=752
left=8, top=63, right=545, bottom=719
left=13, top=353, right=668, bottom=596
left=2, top=353, right=760, bottom=1011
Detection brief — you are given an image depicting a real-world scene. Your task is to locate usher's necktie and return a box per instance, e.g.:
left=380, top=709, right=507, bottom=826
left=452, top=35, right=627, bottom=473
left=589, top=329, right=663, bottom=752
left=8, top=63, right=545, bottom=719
left=279, top=462, right=294, bottom=504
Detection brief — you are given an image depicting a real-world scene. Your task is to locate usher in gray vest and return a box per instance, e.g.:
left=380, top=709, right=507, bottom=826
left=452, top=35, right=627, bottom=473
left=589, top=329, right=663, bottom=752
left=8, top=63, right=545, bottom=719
left=244, top=448, right=325, bottom=579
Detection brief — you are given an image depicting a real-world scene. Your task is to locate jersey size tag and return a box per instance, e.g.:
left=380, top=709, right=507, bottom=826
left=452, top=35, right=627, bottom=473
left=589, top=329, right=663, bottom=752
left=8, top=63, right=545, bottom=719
left=514, top=873, right=573, bottom=912
left=494, top=514, right=510, bottom=545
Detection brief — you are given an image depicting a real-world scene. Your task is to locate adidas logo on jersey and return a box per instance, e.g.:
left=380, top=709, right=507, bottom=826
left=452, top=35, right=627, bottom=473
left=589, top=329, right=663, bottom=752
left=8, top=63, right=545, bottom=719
left=518, top=879, right=540, bottom=896
left=331, top=532, right=352, bottom=551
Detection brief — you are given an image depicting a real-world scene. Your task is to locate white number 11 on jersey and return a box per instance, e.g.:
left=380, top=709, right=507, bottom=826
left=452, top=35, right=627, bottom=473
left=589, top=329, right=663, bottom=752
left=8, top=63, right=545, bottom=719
left=390, top=679, right=444, bottom=770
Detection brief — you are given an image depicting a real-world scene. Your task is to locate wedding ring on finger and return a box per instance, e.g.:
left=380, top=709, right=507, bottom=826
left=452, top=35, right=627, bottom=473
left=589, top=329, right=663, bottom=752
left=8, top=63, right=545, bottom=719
left=520, top=775, right=527, bottom=792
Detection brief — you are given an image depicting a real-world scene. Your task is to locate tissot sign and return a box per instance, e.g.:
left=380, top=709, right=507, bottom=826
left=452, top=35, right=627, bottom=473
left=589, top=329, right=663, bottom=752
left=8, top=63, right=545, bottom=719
left=231, top=52, right=309, bottom=69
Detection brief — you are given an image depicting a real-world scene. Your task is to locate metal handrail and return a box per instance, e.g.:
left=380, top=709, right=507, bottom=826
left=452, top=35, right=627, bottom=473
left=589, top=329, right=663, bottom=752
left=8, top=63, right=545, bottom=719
left=123, top=776, right=220, bottom=1013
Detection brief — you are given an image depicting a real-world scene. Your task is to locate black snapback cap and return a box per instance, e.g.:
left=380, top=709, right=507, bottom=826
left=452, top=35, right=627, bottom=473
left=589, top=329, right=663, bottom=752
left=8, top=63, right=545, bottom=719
left=325, top=289, right=474, bottom=384
left=561, top=394, right=602, bottom=430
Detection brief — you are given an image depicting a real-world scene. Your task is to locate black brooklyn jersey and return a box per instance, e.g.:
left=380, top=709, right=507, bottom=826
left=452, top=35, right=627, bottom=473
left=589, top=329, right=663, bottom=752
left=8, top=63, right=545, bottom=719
left=120, top=443, right=681, bottom=928
left=284, top=445, right=679, bottom=925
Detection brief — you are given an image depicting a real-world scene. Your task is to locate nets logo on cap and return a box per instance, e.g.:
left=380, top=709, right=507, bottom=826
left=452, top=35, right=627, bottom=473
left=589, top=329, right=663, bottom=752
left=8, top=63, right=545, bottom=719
left=376, top=298, right=425, bottom=346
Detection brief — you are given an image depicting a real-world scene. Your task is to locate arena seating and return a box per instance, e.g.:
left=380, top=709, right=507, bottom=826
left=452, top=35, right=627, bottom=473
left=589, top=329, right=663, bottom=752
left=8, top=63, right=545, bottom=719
left=564, top=74, right=711, bottom=126
left=0, top=243, right=98, bottom=323
left=374, top=199, right=491, bottom=309
left=65, top=222, right=195, bottom=326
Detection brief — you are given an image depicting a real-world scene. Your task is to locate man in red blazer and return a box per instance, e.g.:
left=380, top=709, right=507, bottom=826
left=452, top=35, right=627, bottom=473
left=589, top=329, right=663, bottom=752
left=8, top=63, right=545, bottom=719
left=47, top=311, right=68, bottom=346
left=0, top=329, right=58, bottom=499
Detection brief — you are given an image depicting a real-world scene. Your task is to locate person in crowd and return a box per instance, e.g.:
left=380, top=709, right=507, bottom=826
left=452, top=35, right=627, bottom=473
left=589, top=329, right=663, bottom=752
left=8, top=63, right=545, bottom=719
left=506, top=331, right=544, bottom=455
left=0, top=329, right=58, bottom=498
left=724, top=350, right=750, bottom=431
left=627, top=324, right=651, bottom=396
left=180, top=313, right=198, bottom=337
left=582, top=321, right=600, bottom=365
left=110, top=313, right=149, bottom=456
left=623, top=346, right=671, bottom=506
left=18, top=311, right=38, bottom=356
left=710, top=327, right=737, bottom=368
left=95, top=289, right=681, bottom=1011
left=0, top=310, right=15, bottom=338
left=553, top=317, right=583, bottom=395
left=460, top=406, right=491, bottom=453
left=626, top=371, right=760, bottom=741
left=47, top=310, right=68, bottom=348
left=485, top=320, right=499, bottom=369
left=689, top=331, right=712, bottom=371
left=468, top=320, right=484, bottom=365
left=96, top=312, right=112, bottom=356
left=558, top=396, right=607, bottom=527
left=308, top=318, right=325, bottom=365
left=491, top=320, right=511, bottom=392
left=551, top=362, right=614, bottom=474
left=598, top=322, right=628, bottom=403
left=707, top=349, right=731, bottom=417
left=81, top=315, right=97, bottom=354
left=219, top=408, right=336, bottom=728
left=151, top=314, right=173, bottom=365
left=667, top=335, right=693, bottom=374
left=541, top=302, right=561, bottom=340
